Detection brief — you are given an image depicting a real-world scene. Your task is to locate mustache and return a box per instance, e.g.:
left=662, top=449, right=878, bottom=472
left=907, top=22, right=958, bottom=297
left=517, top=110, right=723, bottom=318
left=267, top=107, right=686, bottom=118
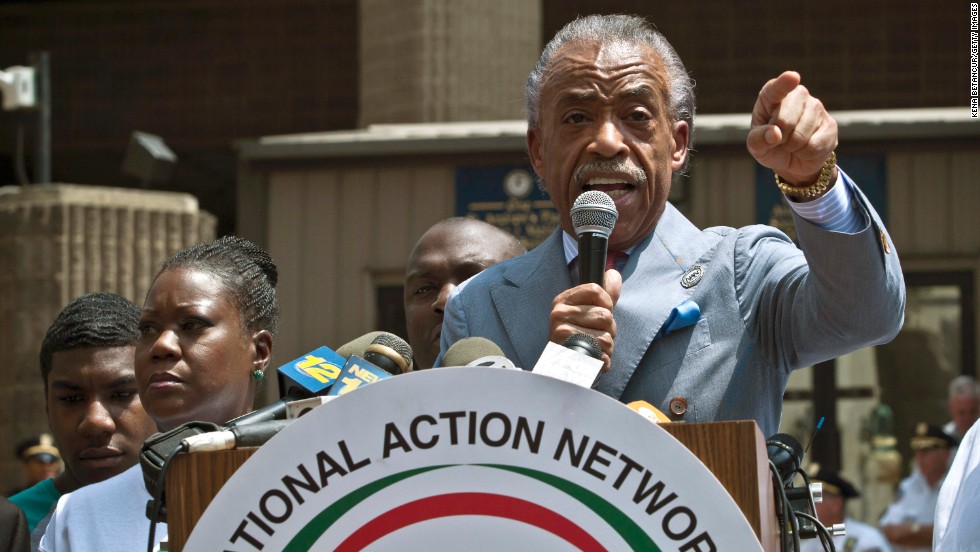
left=574, top=158, right=647, bottom=187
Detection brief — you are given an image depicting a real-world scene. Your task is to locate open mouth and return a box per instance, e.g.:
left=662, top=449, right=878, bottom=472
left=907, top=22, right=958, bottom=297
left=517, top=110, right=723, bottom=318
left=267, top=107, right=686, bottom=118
left=582, top=177, right=635, bottom=199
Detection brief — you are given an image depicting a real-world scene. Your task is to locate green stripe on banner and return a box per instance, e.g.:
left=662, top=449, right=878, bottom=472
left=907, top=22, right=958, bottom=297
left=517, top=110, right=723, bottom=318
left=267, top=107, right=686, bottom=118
left=482, top=464, right=660, bottom=551
left=283, top=466, right=446, bottom=551
left=284, top=463, right=661, bottom=551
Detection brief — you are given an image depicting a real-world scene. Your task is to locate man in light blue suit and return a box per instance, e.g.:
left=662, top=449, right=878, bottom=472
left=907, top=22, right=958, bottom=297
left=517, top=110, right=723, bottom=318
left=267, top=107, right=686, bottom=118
left=438, top=14, right=905, bottom=437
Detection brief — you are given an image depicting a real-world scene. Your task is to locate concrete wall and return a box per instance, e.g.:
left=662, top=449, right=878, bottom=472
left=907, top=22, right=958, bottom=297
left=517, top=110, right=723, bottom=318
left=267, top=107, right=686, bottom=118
left=0, top=184, right=215, bottom=491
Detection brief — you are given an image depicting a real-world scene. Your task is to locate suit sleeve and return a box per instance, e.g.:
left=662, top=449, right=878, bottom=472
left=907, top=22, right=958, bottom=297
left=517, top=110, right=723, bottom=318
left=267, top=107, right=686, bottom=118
left=736, top=174, right=906, bottom=372
left=0, top=498, right=30, bottom=552
left=435, top=292, right=470, bottom=367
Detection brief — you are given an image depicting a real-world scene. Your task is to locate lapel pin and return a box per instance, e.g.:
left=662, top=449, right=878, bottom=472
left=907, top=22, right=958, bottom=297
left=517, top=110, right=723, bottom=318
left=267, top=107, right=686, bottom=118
left=680, top=265, right=704, bottom=289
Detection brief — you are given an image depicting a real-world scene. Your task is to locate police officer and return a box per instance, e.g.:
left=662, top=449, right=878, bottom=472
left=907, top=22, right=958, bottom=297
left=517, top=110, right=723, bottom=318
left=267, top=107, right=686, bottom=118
left=879, top=423, right=957, bottom=552
left=8, top=435, right=61, bottom=496
left=801, top=464, right=892, bottom=552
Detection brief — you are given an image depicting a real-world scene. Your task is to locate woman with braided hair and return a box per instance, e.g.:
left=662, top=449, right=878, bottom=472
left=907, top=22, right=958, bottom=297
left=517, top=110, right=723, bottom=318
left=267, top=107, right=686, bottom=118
left=136, top=235, right=278, bottom=432
left=41, top=236, right=280, bottom=552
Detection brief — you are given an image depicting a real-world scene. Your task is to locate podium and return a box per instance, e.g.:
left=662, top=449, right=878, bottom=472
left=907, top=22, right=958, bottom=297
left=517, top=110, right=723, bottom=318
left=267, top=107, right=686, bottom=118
left=165, top=369, right=779, bottom=551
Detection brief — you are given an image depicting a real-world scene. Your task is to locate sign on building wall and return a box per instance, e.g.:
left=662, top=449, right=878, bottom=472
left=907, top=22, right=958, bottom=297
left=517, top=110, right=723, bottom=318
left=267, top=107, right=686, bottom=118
left=455, top=166, right=559, bottom=249
left=755, top=154, right=887, bottom=242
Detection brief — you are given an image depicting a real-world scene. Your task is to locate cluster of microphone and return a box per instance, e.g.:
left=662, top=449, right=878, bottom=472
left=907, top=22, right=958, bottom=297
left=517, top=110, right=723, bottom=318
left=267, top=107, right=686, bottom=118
left=160, top=190, right=627, bottom=455
left=138, top=331, right=417, bottom=535
left=767, top=429, right=844, bottom=551
left=175, top=332, right=415, bottom=454
left=139, top=326, right=616, bottom=527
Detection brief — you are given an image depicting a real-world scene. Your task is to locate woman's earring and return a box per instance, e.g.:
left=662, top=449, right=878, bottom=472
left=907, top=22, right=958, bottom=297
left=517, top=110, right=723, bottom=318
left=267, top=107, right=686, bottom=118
left=252, top=369, right=265, bottom=381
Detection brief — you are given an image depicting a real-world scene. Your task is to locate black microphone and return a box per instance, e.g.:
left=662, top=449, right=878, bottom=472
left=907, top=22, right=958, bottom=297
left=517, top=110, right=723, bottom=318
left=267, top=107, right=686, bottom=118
left=562, top=333, right=602, bottom=360
left=767, top=433, right=828, bottom=544
left=571, top=190, right=619, bottom=286
left=531, top=332, right=604, bottom=388
left=767, top=433, right=804, bottom=485
left=561, top=333, right=603, bottom=388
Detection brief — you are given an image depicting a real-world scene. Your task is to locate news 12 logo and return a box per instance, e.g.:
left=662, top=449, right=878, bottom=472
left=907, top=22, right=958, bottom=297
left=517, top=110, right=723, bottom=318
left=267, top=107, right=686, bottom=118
left=328, top=355, right=392, bottom=396
left=285, top=346, right=346, bottom=394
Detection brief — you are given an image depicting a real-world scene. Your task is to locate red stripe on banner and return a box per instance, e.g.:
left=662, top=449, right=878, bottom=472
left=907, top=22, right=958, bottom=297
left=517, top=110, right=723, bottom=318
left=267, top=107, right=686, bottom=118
left=334, top=492, right=606, bottom=551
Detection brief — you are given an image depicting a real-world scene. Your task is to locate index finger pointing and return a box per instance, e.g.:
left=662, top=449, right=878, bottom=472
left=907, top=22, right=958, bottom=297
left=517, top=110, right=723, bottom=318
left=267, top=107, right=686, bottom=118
left=753, top=71, right=801, bottom=124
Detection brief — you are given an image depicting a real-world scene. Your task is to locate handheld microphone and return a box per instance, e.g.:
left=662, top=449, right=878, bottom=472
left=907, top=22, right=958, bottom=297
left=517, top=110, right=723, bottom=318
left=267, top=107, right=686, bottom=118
left=571, top=190, right=619, bottom=286
left=443, top=337, right=512, bottom=368
left=531, top=333, right=604, bottom=388
left=562, top=333, right=602, bottom=360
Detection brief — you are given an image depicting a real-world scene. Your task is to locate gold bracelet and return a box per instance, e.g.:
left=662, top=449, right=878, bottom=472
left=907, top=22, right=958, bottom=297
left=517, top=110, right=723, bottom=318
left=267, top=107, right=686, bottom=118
left=774, top=151, right=837, bottom=199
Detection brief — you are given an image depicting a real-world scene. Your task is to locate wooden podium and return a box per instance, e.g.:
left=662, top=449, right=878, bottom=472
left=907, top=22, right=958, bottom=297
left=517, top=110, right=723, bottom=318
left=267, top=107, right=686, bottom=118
left=166, top=420, right=778, bottom=551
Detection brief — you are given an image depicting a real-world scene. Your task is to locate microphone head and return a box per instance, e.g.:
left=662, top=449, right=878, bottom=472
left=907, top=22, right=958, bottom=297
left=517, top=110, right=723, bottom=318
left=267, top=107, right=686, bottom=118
left=766, top=433, right=804, bottom=484
left=466, top=356, right=519, bottom=370
left=562, top=333, right=602, bottom=360
left=570, top=190, right=619, bottom=238
left=443, top=337, right=506, bottom=367
left=335, top=331, right=386, bottom=359
left=364, top=333, right=414, bottom=373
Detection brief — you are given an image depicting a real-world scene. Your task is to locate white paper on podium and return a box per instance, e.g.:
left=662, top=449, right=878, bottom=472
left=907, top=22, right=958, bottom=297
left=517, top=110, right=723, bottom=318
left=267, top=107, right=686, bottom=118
left=530, top=341, right=603, bottom=388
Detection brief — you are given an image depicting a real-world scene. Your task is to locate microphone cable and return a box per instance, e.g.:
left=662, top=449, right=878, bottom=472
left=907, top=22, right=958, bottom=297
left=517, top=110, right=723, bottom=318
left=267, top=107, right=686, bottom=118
left=146, top=440, right=188, bottom=552
left=769, top=460, right=800, bottom=552
left=795, top=510, right=836, bottom=552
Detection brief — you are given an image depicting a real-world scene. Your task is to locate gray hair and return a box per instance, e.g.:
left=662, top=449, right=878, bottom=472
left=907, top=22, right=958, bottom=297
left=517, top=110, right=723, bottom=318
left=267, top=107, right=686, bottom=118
left=949, top=375, right=980, bottom=399
left=525, top=14, right=696, bottom=173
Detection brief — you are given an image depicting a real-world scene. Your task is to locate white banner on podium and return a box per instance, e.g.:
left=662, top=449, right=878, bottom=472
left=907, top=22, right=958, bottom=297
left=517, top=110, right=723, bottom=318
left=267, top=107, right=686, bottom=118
left=185, top=367, right=761, bottom=551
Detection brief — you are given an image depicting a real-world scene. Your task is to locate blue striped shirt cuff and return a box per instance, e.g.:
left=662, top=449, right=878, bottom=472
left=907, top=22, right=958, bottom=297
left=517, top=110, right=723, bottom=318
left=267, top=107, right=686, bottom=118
left=784, top=168, right=866, bottom=233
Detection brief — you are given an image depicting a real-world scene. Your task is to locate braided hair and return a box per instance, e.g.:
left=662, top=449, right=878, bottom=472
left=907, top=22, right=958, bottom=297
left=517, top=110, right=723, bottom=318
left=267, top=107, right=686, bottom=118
left=40, top=292, right=141, bottom=387
left=156, top=235, right=279, bottom=338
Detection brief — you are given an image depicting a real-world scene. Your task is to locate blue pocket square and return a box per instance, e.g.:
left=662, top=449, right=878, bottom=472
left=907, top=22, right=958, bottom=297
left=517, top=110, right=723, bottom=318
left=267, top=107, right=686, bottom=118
left=657, top=299, right=701, bottom=338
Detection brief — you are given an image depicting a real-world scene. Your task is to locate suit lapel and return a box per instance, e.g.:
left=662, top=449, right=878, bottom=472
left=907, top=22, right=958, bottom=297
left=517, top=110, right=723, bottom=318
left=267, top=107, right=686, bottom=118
left=595, top=204, right=707, bottom=398
left=490, top=229, right=571, bottom=369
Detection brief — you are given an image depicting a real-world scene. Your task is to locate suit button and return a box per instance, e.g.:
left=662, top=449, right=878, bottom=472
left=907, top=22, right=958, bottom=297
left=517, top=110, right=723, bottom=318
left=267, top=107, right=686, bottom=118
left=668, top=397, right=688, bottom=417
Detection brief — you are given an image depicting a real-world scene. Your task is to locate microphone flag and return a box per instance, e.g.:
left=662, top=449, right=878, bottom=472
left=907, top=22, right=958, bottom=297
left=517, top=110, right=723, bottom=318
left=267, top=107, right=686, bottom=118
left=531, top=341, right=603, bottom=388
left=277, top=346, right=346, bottom=397
left=327, top=355, right=393, bottom=396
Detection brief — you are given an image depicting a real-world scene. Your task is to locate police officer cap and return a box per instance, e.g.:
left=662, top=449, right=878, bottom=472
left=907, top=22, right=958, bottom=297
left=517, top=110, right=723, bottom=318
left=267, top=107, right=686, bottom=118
left=910, top=422, right=958, bottom=450
left=806, top=463, right=859, bottom=499
left=15, top=434, right=61, bottom=463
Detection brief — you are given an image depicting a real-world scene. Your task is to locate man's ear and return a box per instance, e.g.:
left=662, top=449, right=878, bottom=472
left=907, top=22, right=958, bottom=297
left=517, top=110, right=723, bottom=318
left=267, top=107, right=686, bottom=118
left=527, top=128, right=545, bottom=178
left=251, top=330, right=273, bottom=373
left=670, top=120, right=690, bottom=172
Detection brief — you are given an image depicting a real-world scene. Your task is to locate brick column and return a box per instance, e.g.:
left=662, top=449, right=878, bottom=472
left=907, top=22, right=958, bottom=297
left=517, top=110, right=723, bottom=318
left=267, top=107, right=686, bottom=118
left=0, top=183, right=216, bottom=490
left=359, top=0, right=541, bottom=125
